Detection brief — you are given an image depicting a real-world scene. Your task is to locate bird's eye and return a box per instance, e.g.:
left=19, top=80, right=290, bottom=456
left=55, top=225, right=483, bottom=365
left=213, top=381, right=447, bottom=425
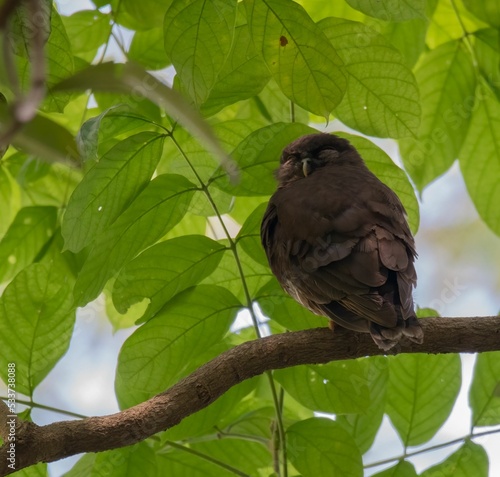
left=280, top=153, right=298, bottom=165
left=322, top=147, right=338, bottom=154
left=319, top=148, right=340, bottom=160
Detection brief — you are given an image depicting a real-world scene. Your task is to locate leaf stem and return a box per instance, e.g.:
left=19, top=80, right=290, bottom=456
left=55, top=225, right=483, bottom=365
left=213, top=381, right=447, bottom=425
left=216, top=430, right=270, bottom=445
left=449, top=0, right=478, bottom=67
left=181, top=430, right=269, bottom=446
left=96, top=1, right=121, bottom=65
left=111, top=30, right=128, bottom=58
left=278, top=385, right=288, bottom=476
left=169, top=133, right=262, bottom=337
left=364, top=427, right=500, bottom=469
left=171, top=133, right=288, bottom=475
left=0, top=396, right=88, bottom=419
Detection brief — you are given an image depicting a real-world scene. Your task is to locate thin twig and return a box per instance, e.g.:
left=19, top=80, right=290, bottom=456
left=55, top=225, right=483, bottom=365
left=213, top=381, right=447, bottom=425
left=365, top=427, right=500, bottom=469
left=0, top=396, right=88, bottom=420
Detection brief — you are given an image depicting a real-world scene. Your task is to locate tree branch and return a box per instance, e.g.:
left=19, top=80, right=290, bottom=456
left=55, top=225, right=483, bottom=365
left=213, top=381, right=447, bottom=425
left=1, top=316, right=499, bottom=475
left=0, top=0, right=47, bottom=150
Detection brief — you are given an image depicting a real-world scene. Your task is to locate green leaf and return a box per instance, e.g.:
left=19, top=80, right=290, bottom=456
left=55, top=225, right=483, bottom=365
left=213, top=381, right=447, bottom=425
left=12, top=7, right=74, bottom=113
left=62, top=132, right=165, bottom=253
left=338, top=133, right=419, bottom=233
left=345, top=0, right=426, bottom=21
left=319, top=17, right=420, bottom=138
left=420, top=440, right=489, bottom=477
left=160, top=120, right=256, bottom=183
left=120, top=0, right=171, bottom=29
left=39, top=230, right=79, bottom=283
left=399, top=40, right=477, bottom=191
left=295, top=0, right=366, bottom=22
left=371, top=461, right=418, bottom=477
left=46, top=9, right=74, bottom=74
left=337, top=357, right=388, bottom=454
left=10, top=160, right=81, bottom=207
left=474, top=29, right=500, bottom=101
left=158, top=120, right=247, bottom=217
left=0, top=262, right=75, bottom=396
left=386, top=354, right=461, bottom=446
left=0, top=206, right=57, bottom=283
left=63, top=10, right=111, bottom=58
left=77, top=104, right=159, bottom=162
left=459, top=81, right=500, bottom=235
left=156, top=450, right=235, bottom=477
left=62, top=454, right=96, bottom=477
left=382, top=18, right=428, bottom=68
left=8, top=2, right=48, bottom=58
left=93, top=90, right=163, bottom=125
left=287, top=417, right=363, bottom=477
left=0, top=165, right=21, bottom=238
left=212, top=122, right=316, bottom=196
left=254, top=79, right=309, bottom=124
left=257, top=278, right=326, bottom=330
left=30, top=7, right=74, bottom=112
left=115, top=285, right=241, bottom=408
left=215, top=404, right=275, bottom=440
left=64, top=442, right=156, bottom=477
left=54, top=63, right=237, bottom=179
left=236, top=202, right=269, bottom=267
left=201, top=22, right=271, bottom=116
left=192, top=186, right=234, bottom=217
left=164, top=0, right=237, bottom=105
left=275, top=358, right=382, bottom=414
left=462, top=0, right=500, bottom=28
left=191, top=437, right=270, bottom=476
left=416, top=306, right=440, bottom=318
left=113, top=235, right=227, bottom=321
left=204, top=243, right=271, bottom=302
left=96, top=443, right=158, bottom=476
left=245, top=0, right=347, bottom=117
left=427, top=0, right=486, bottom=49
left=104, top=279, right=148, bottom=330
left=0, top=105, right=80, bottom=165
left=73, top=174, right=196, bottom=306
left=129, top=27, right=170, bottom=70
left=13, top=462, right=47, bottom=476
left=164, top=212, right=208, bottom=239
left=229, top=196, right=268, bottom=226
left=159, top=120, right=256, bottom=216
left=469, top=351, right=500, bottom=426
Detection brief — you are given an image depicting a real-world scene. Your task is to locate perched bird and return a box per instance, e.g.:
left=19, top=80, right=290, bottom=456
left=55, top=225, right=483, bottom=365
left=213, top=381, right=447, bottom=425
left=261, top=133, right=423, bottom=351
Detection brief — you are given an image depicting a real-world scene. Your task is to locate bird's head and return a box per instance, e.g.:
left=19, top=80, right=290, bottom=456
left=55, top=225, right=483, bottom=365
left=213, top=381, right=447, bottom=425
left=276, top=133, right=358, bottom=185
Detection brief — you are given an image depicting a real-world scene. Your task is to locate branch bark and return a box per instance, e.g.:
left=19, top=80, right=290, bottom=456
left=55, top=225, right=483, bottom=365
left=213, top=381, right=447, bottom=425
left=1, top=316, right=499, bottom=475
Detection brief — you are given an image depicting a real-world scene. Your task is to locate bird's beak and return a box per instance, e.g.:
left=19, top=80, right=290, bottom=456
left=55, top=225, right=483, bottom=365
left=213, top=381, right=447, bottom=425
left=302, top=158, right=311, bottom=177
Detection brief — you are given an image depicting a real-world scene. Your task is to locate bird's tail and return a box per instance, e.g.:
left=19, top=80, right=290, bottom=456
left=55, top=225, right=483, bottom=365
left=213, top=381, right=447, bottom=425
left=402, top=315, right=424, bottom=344
left=370, top=315, right=423, bottom=351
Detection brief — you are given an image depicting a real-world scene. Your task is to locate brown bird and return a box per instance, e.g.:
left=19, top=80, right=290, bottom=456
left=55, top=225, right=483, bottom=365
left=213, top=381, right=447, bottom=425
left=261, top=133, right=423, bottom=351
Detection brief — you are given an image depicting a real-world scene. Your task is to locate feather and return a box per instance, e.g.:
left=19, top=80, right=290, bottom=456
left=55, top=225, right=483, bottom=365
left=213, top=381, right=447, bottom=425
left=261, top=133, right=423, bottom=350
